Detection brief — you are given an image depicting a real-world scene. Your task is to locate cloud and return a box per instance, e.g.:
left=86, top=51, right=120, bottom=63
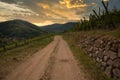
left=38, top=2, right=82, bottom=22
left=103, top=0, right=109, bottom=2
left=0, top=0, right=119, bottom=26
left=38, top=3, right=50, bottom=9
left=0, top=0, right=88, bottom=25
left=0, top=0, right=91, bottom=25
left=59, top=0, right=87, bottom=8
left=0, top=1, right=38, bottom=17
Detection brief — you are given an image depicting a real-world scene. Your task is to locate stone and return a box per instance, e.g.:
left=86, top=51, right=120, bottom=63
left=113, top=68, right=120, bottom=78
left=110, top=41, right=119, bottom=53
left=95, top=40, right=101, bottom=48
left=107, top=59, right=113, bottom=66
left=118, top=48, right=120, bottom=57
left=104, top=56, right=109, bottom=62
left=77, top=35, right=120, bottom=79
left=101, top=62, right=107, bottom=66
left=118, top=53, right=120, bottom=58
left=105, top=66, right=112, bottom=77
left=108, top=51, right=117, bottom=60
left=113, top=58, right=120, bottom=68
left=89, top=54, right=92, bottom=57
left=98, top=53, right=104, bottom=59
left=107, top=41, right=112, bottom=45
left=96, top=57, right=100, bottom=63
left=95, top=51, right=99, bottom=55
left=88, top=47, right=93, bottom=53
left=93, top=54, right=97, bottom=58
left=100, top=40, right=104, bottom=44
left=106, top=44, right=111, bottom=51
left=91, top=37, right=97, bottom=42
left=100, top=44, right=106, bottom=48
left=99, top=59, right=102, bottom=63
left=98, top=48, right=103, bottom=52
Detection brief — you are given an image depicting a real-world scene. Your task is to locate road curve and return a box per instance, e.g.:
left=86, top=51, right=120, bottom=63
left=4, top=36, right=87, bottom=80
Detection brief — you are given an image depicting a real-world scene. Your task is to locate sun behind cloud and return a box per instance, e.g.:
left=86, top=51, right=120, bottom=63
left=38, top=3, right=50, bottom=9
left=59, top=0, right=87, bottom=9
left=103, top=0, right=109, bottom=2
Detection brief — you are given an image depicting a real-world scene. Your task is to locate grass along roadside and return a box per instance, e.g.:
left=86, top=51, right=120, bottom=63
left=0, top=34, right=53, bottom=52
left=63, top=34, right=113, bottom=80
left=0, top=35, right=53, bottom=80
left=70, top=27, right=120, bottom=38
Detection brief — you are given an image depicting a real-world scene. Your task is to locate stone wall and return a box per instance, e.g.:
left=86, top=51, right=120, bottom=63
left=78, top=35, right=120, bottom=80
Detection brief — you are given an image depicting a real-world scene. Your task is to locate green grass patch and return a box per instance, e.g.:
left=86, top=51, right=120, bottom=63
left=63, top=34, right=113, bottom=80
left=6, top=44, right=16, bottom=50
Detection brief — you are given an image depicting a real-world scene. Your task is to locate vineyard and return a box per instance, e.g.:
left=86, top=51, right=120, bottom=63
left=73, top=0, right=120, bottom=31
left=0, top=34, right=53, bottom=52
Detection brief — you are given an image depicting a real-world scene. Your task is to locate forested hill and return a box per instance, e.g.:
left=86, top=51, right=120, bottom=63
left=0, top=19, right=45, bottom=39
left=40, top=22, right=76, bottom=33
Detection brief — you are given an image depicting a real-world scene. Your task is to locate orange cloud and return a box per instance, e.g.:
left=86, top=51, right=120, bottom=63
left=59, top=0, right=87, bottom=8
left=38, top=3, right=50, bottom=9
left=43, top=11, right=62, bottom=19
left=52, top=9, right=80, bottom=20
left=37, top=2, right=85, bottom=22
left=103, top=0, right=109, bottom=2
left=40, top=4, right=81, bottom=20
left=0, top=16, right=7, bottom=22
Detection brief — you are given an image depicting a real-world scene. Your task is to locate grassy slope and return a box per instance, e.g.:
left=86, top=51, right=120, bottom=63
left=77, top=27, right=120, bottom=38
left=0, top=19, right=44, bottom=38
left=63, top=34, right=113, bottom=80
left=0, top=36, right=53, bottom=79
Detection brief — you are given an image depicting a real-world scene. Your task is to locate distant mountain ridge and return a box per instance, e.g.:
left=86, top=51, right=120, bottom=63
left=0, top=19, right=45, bottom=39
left=40, top=22, right=76, bottom=33
left=0, top=19, right=75, bottom=39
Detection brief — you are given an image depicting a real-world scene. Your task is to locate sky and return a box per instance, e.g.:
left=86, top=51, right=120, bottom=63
left=0, top=0, right=120, bottom=26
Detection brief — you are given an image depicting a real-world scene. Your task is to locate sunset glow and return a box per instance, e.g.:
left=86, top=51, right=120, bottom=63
left=0, top=0, right=120, bottom=26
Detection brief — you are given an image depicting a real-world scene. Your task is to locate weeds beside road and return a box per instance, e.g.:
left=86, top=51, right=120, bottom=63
left=63, top=34, right=113, bottom=80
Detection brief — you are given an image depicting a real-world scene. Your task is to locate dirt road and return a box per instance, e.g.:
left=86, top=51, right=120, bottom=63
left=4, top=36, right=87, bottom=80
